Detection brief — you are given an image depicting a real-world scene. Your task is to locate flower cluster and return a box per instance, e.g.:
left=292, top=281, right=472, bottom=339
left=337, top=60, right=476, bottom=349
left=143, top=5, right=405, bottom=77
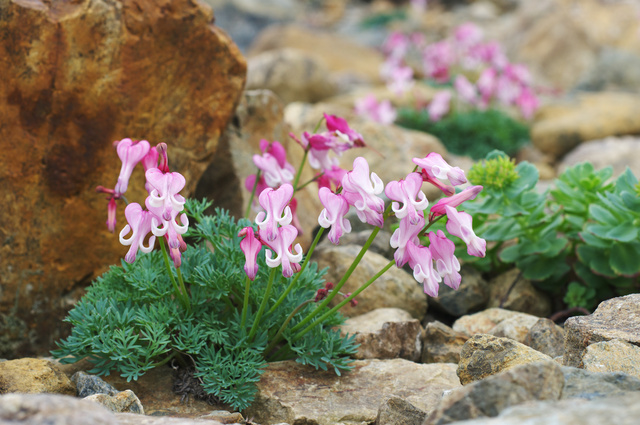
left=354, top=94, right=397, bottom=125
left=98, top=139, right=188, bottom=266
left=239, top=184, right=303, bottom=279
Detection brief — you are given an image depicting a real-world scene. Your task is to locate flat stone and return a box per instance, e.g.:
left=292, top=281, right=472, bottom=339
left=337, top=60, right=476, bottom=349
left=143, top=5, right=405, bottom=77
left=452, top=308, right=538, bottom=337
left=116, top=412, right=223, bottom=425
left=376, top=396, right=427, bottom=425
left=440, top=392, right=640, bottom=425
left=0, top=393, right=117, bottom=425
left=524, top=318, right=565, bottom=358
left=457, top=334, right=554, bottom=385
left=84, top=390, right=144, bottom=415
left=561, top=366, right=640, bottom=400
left=425, top=361, right=564, bottom=425
left=422, top=321, right=469, bottom=364
left=0, top=358, right=75, bottom=395
left=244, top=359, right=461, bottom=425
left=313, top=245, right=428, bottom=319
left=581, top=339, right=640, bottom=380
left=340, top=308, right=423, bottom=361
left=430, top=266, right=489, bottom=317
left=71, top=371, right=118, bottom=397
left=563, top=294, right=640, bottom=367
left=488, top=314, right=541, bottom=344
left=559, top=136, right=640, bottom=179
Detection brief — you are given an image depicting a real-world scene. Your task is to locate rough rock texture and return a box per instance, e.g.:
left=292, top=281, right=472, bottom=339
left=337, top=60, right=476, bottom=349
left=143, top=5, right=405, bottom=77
left=340, top=308, right=423, bottom=361
left=531, top=92, right=640, bottom=160
left=0, top=393, right=117, bottom=425
left=84, top=390, right=144, bottom=415
left=0, top=0, right=246, bottom=357
left=246, top=48, right=339, bottom=104
left=0, top=358, right=75, bottom=395
left=422, top=321, right=469, bottom=364
left=441, top=392, right=640, bottom=425
left=425, top=361, right=564, bottom=425
left=245, top=359, right=461, bottom=425
left=317, top=229, right=394, bottom=260
left=486, top=269, right=551, bottom=317
left=376, top=396, right=427, bottom=425
left=563, top=294, right=640, bottom=367
left=561, top=365, right=640, bottom=400
left=71, top=371, right=118, bottom=398
left=581, top=339, right=640, bottom=380
left=559, top=136, right=640, bottom=179
left=430, top=267, right=489, bottom=317
left=116, top=414, right=224, bottom=425
left=314, top=245, right=428, bottom=319
left=452, top=308, right=538, bottom=337
left=488, top=315, right=541, bottom=344
left=524, top=318, right=565, bottom=359
left=249, top=24, right=385, bottom=83
left=457, top=334, right=554, bottom=385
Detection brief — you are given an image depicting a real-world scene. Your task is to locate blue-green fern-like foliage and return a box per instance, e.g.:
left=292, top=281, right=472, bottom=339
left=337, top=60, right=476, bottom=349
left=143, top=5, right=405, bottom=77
left=52, top=202, right=358, bottom=410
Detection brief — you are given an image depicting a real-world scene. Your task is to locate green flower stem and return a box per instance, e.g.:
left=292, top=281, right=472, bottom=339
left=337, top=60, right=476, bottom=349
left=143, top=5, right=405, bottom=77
left=267, top=227, right=326, bottom=315
left=159, top=238, right=189, bottom=311
left=293, top=259, right=395, bottom=342
left=296, top=173, right=322, bottom=191
left=151, top=351, right=178, bottom=368
left=248, top=267, right=277, bottom=341
left=290, top=225, right=381, bottom=334
left=245, top=170, right=262, bottom=219
left=240, top=276, right=251, bottom=329
left=175, top=267, right=191, bottom=314
left=292, top=150, right=309, bottom=197
left=264, top=298, right=314, bottom=358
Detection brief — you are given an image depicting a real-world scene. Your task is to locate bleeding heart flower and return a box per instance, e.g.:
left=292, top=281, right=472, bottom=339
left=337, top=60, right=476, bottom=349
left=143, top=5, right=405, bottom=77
left=255, top=184, right=294, bottom=242
left=318, top=187, right=352, bottom=244
left=428, top=230, right=461, bottom=290
left=263, top=225, right=303, bottom=278
left=239, top=227, right=262, bottom=281
left=119, top=202, right=156, bottom=264
left=413, top=152, right=467, bottom=186
left=115, top=139, right=151, bottom=195
left=430, top=185, right=483, bottom=217
left=445, top=205, right=486, bottom=257
left=341, top=157, right=385, bottom=228
left=385, top=172, right=429, bottom=225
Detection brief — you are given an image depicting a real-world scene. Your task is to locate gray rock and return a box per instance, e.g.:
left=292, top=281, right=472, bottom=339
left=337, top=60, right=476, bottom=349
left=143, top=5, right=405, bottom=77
left=438, top=392, right=640, bottom=425
left=116, top=413, right=224, bottom=424
left=563, top=294, right=640, bottom=367
left=84, top=390, right=144, bottom=415
left=524, top=318, right=565, bottom=358
left=559, top=136, right=640, bottom=179
left=317, top=229, right=394, bottom=260
left=581, top=339, right=640, bottom=379
left=488, top=315, right=541, bottom=344
left=425, top=361, right=564, bottom=425
left=486, top=269, right=551, bottom=317
left=0, top=393, right=117, bottom=425
left=377, top=396, right=427, bottom=425
left=340, top=308, right=423, bottom=361
left=452, top=308, right=538, bottom=337
left=575, top=48, right=640, bottom=94
left=422, top=321, right=469, bottom=364
left=430, top=266, right=489, bottom=317
left=71, top=371, right=118, bottom=398
left=457, top=334, right=554, bottom=385
left=244, top=359, right=461, bottom=425
left=561, top=366, right=640, bottom=400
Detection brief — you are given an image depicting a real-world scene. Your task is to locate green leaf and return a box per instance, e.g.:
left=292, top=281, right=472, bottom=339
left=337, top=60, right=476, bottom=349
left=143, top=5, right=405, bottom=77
left=606, top=223, right=638, bottom=242
left=481, top=218, right=523, bottom=241
left=505, top=162, right=539, bottom=197
left=576, top=245, right=616, bottom=278
left=499, top=243, right=522, bottom=263
left=610, top=242, right=640, bottom=277
left=579, top=231, right=612, bottom=249
left=589, top=204, right=618, bottom=225
left=518, top=254, right=569, bottom=281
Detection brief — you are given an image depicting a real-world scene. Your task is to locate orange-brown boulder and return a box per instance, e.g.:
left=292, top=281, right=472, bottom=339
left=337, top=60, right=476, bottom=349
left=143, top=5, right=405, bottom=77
left=0, top=0, right=246, bottom=356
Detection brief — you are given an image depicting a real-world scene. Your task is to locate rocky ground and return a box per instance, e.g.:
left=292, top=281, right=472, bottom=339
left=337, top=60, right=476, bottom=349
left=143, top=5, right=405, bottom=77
left=3, top=0, right=640, bottom=424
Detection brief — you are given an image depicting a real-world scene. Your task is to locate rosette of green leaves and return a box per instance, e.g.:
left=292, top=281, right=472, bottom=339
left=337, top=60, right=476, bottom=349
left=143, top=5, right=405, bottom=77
left=52, top=201, right=357, bottom=411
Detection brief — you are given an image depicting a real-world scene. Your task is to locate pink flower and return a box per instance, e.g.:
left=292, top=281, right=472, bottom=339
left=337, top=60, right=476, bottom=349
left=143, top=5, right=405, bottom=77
left=252, top=140, right=296, bottom=188
left=423, top=40, right=454, bottom=83
left=406, top=241, right=442, bottom=297
left=385, top=172, right=429, bottom=225
left=454, top=75, right=478, bottom=105
left=145, top=168, right=187, bottom=221
left=413, top=152, right=467, bottom=186
left=114, top=139, right=151, bottom=195
left=324, top=113, right=365, bottom=147
left=341, top=157, right=385, bottom=227
left=239, top=227, right=262, bottom=280
left=355, top=95, right=397, bottom=125
left=119, top=202, right=156, bottom=264
left=427, top=91, right=452, bottom=122
left=390, top=213, right=425, bottom=267
left=142, top=146, right=159, bottom=172
left=430, top=185, right=483, bottom=217
left=445, top=205, right=486, bottom=257
left=263, top=224, right=303, bottom=278
left=146, top=196, right=189, bottom=250
left=387, top=65, right=415, bottom=96
left=515, top=86, right=539, bottom=120
left=245, top=174, right=269, bottom=199
left=318, top=188, right=352, bottom=244
left=382, top=31, right=410, bottom=60
left=477, top=67, right=497, bottom=105
left=495, top=73, right=521, bottom=105
left=454, top=22, right=484, bottom=49
left=107, top=197, right=117, bottom=233
left=316, top=165, right=347, bottom=191
left=255, top=184, right=294, bottom=242
left=428, top=230, right=461, bottom=290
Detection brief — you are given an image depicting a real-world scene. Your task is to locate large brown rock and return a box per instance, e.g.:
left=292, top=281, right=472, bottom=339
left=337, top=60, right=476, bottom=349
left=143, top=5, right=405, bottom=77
left=0, top=358, right=75, bottom=395
left=0, top=0, right=246, bottom=357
